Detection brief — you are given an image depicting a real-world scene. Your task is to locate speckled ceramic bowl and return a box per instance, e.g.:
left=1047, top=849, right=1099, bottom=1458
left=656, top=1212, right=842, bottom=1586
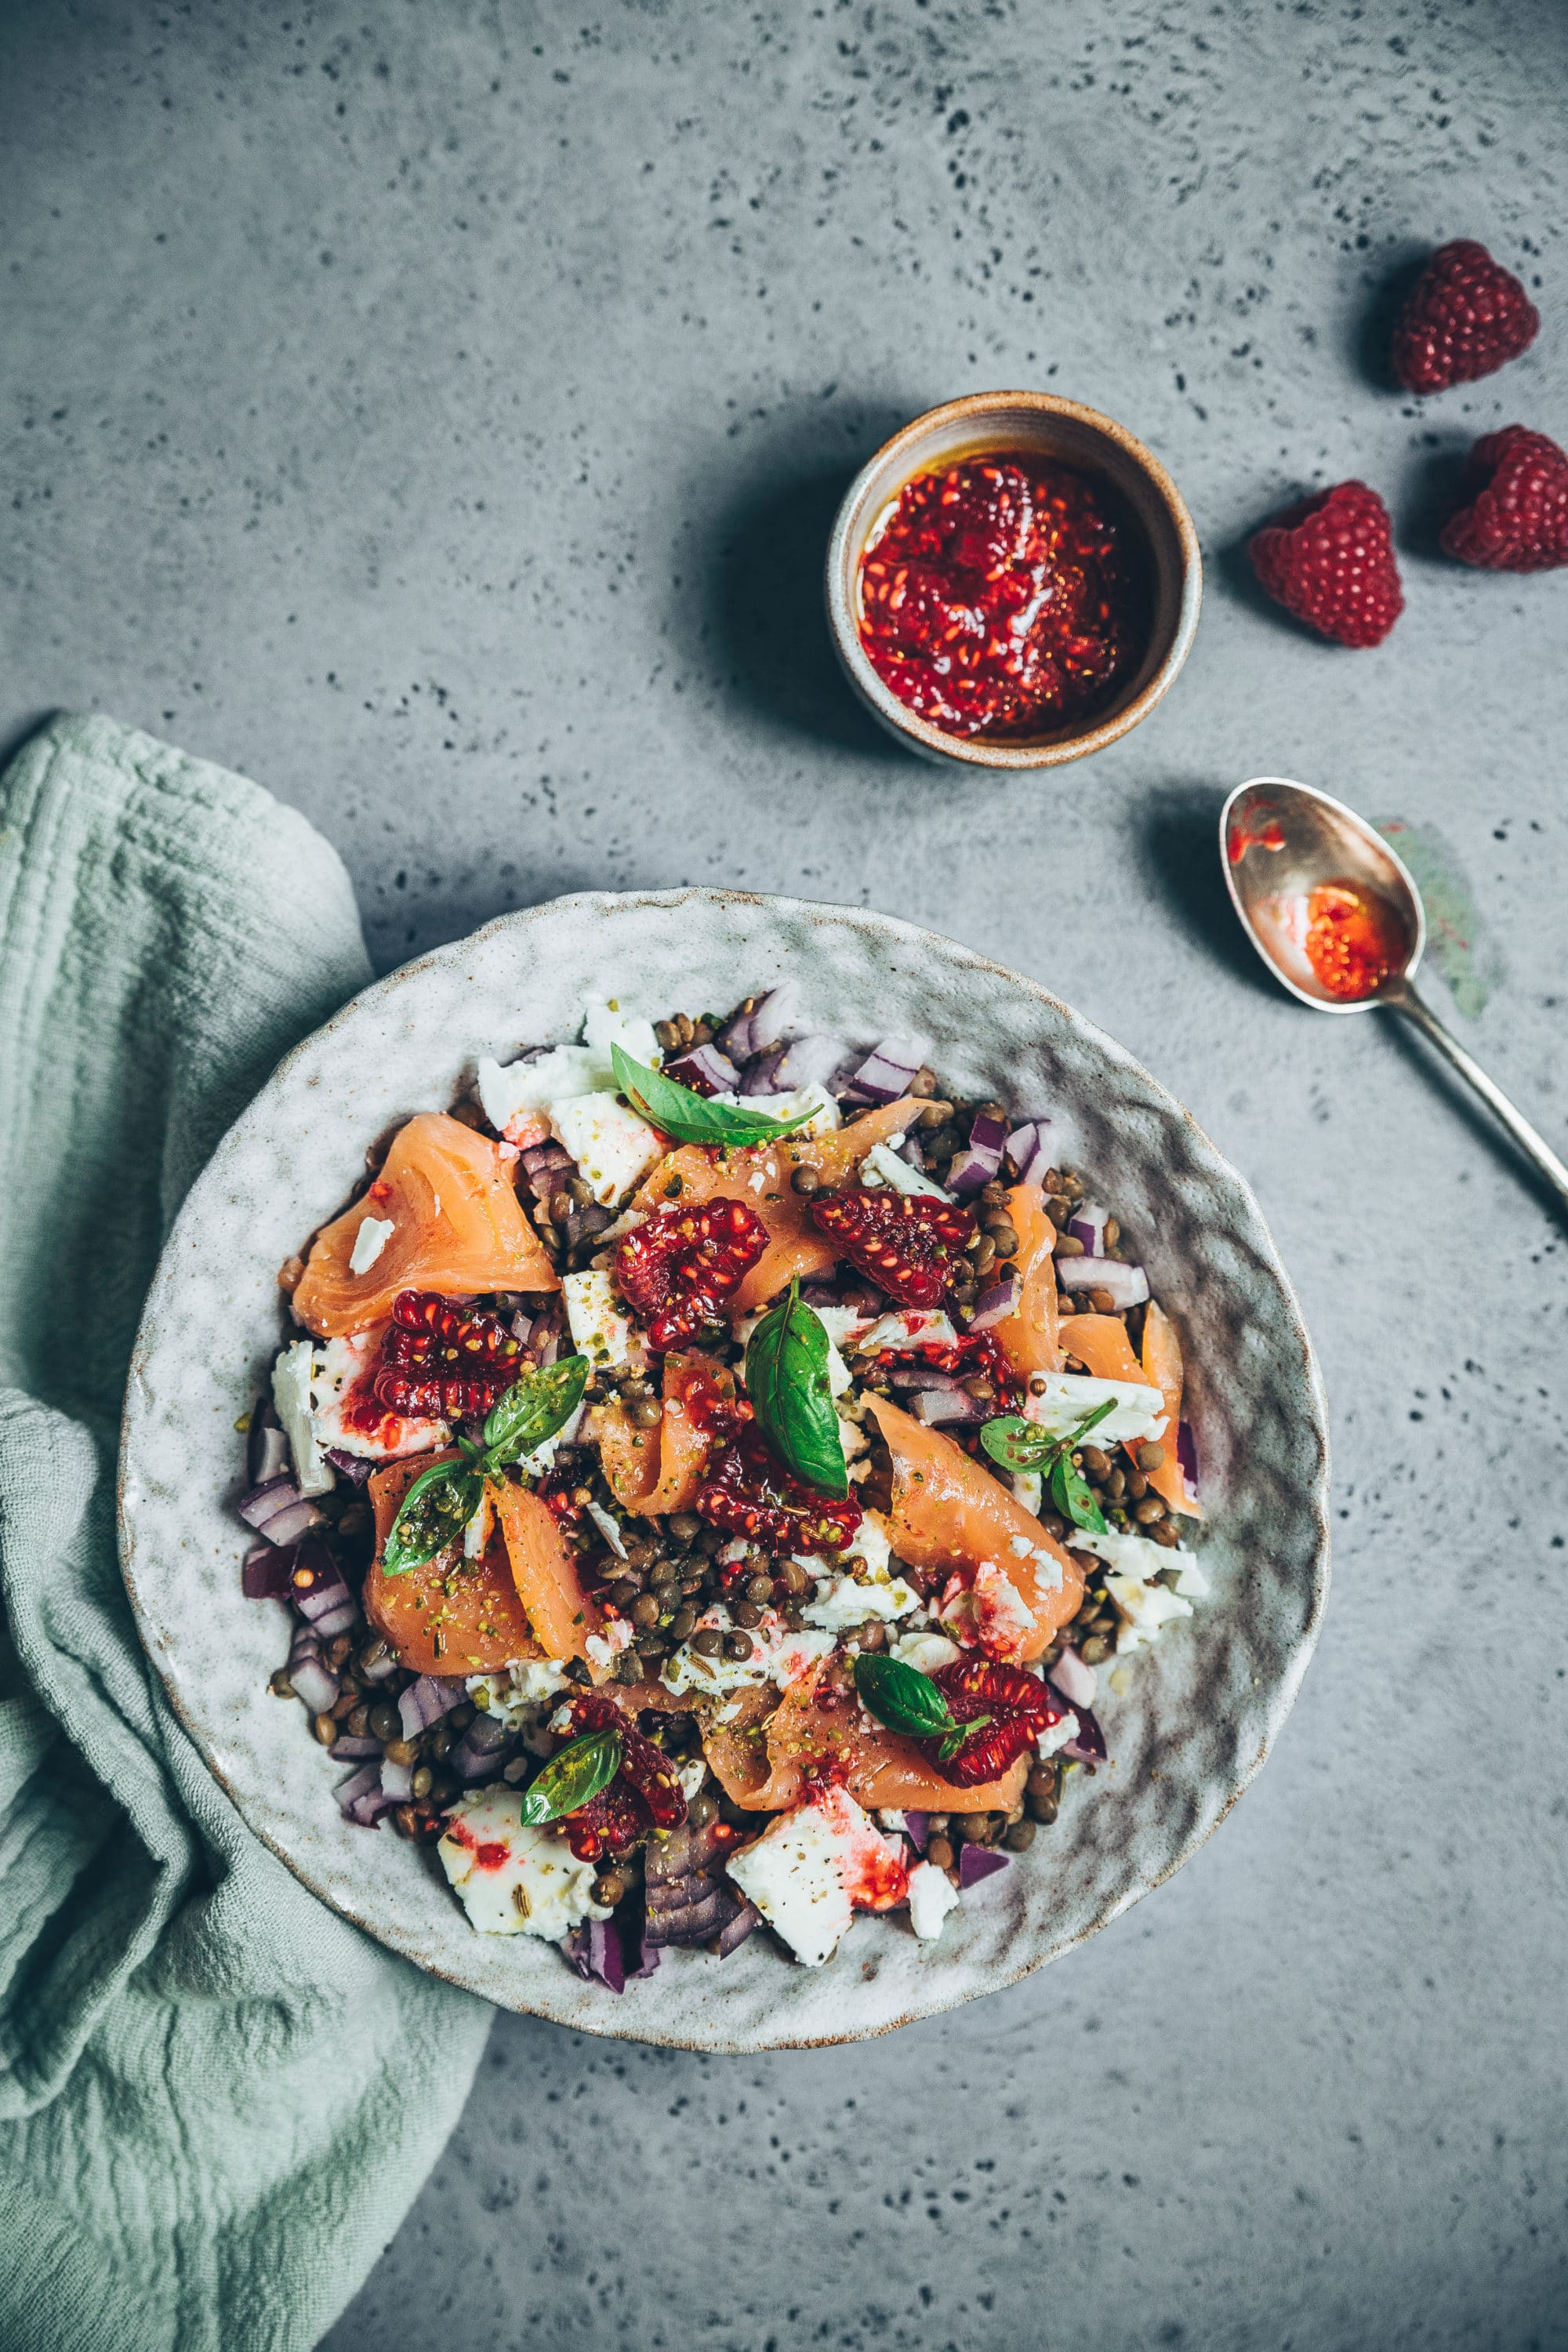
left=119, top=890, right=1328, bottom=2052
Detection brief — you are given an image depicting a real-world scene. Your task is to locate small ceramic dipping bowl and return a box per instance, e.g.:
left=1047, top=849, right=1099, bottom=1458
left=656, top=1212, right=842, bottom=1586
left=825, top=391, right=1202, bottom=771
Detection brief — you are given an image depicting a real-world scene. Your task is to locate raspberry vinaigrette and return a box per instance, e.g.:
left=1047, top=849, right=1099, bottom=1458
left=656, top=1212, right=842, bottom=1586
left=855, top=452, right=1150, bottom=739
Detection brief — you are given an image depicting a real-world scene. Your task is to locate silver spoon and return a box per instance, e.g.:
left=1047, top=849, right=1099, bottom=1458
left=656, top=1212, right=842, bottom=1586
left=1220, top=775, right=1568, bottom=1214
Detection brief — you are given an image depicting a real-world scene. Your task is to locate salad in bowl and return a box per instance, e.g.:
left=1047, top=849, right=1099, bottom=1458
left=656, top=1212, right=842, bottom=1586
left=239, top=985, right=1208, bottom=1984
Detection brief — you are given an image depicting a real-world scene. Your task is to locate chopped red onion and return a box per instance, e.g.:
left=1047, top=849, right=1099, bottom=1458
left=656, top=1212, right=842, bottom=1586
left=1061, top=1701, right=1107, bottom=1763
left=844, top=1035, right=932, bottom=1104
left=968, top=1271, right=1022, bottom=1330
left=1067, top=1200, right=1109, bottom=1256
left=771, top=1033, right=846, bottom=1091
left=1004, top=1121, right=1054, bottom=1186
left=719, top=981, right=800, bottom=1064
left=884, top=1366, right=971, bottom=1392
left=398, top=1675, right=468, bottom=1740
left=289, top=1655, right=339, bottom=1716
left=1056, top=1257, right=1150, bottom=1308
left=713, top=1897, right=762, bottom=1957
left=321, top=1446, right=373, bottom=1486
left=237, top=1473, right=325, bottom=1547
left=510, top=1309, right=534, bottom=1346
left=450, top=1710, right=510, bottom=1783
left=357, top=1647, right=398, bottom=1683
left=293, top=1554, right=356, bottom=1628
left=329, top=1735, right=383, bottom=1761
left=665, top=1042, right=740, bottom=1094
left=335, top=1762, right=380, bottom=1817
left=948, top=1113, right=1007, bottom=1195
left=347, top=1784, right=398, bottom=1828
left=912, top=1387, right=987, bottom=1427
left=627, top=1923, right=663, bottom=1980
left=902, top=1810, right=931, bottom=1854
left=247, top=1399, right=289, bottom=1488
left=242, top=1545, right=296, bottom=1601
left=958, top=1844, right=1010, bottom=1889
left=379, top=1755, right=416, bottom=1803
left=1178, top=1421, right=1200, bottom=1505
left=590, top=1917, right=626, bottom=1993
left=1047, top=1646, right=1097, bottom=1708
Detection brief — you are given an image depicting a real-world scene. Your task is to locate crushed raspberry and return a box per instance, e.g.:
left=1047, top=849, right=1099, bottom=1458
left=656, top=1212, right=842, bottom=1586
left=614, top=1198, right=768, bottom=1351
left=373, top=1291, right=524, bottom=1418
left=1392, top=241, right=1540, bottom=395
left=697, top=1435, right=865, bottom=1556
left=922, top=1658, right=1062, bottom=1787
left=554, top=1690, right=688, bottom=1860
left=811, top=1184, right=975, bottom=1308
left=1248, top=482, right=1403, bottom=649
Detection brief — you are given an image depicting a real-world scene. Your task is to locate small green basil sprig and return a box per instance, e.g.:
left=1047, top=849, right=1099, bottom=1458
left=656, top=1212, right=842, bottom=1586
left=852, top=1653, right=990, bottom=1764
left=979, top=1396, right=1118, bottom=1535
left=517, top=1725, right=622, bottom=1825
left=744, top=1276, right=848, bottom=1498
left=611, top=1042, right=816, bottom=1148
left=380, top=1353, right=591, bottom=1577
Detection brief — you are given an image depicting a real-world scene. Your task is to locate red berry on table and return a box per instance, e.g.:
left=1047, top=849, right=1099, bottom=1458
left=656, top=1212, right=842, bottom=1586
left=1392, top=240, right=1540, bottom=395
left=1248, top=481, right=1404, bottom=649
left=1439, top=426, right=1568, bottom=573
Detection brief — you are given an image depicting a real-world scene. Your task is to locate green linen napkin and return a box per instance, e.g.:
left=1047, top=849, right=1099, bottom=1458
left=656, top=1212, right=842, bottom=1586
left=0, top=715, right=491, bottom=2352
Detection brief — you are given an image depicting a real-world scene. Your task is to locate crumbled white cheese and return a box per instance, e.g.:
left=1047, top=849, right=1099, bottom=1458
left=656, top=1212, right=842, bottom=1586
left=438, top=1791, right=611, bottom=1939
left=802, top=1570, right=921, bottom=1631
left=550, top=1092, right=663, bottom=1207
left=1104, top=1573, right=1193, bottom=1653
left=861, top=1142, right=953, bottom=1200
left=1073, top=1523, right=1207, bottom=1602
left=907, top=1859, right=961, bottom=1942
left=659, top=1608, right=836, bottom=1699
left=462, top=1491, right=492, bottom=1559
left=939, top=1560, right=1040, bottom=1663
left=710, top=1081, right=840, bottom=1136
left=347, top=1214, right=395, bottom=1276
left=467, top=1657, right=573, bottom=1726
left=271, top=1340, right=332, bottom=1497
left=676, top=1755, right=710, bottom=1802
left=583, top=1617, right=633, bottom=1675
left=583, top=1497, right=627, bottom=1559
left=308, top=1330, right=449, bottom=1463
left=1037, top=1710, right=1080, bottom=1758
left=858, top=1308, right=960, bottom=1353
left=1010, top=1471, right=1043, bottom=1516
left=475, top=1047, right=600, bottom=1138
left=562, top=1268, right=634, bottom=1370
left=726, top=1802, right=854, bottom=1965
left=892, top=1630, right=962, bottom=1676
left=1023, top=1372, right=1167, bottom=1446
left=844, top=1507, right=893, bottom=1580
left=579, top=998, right=661, bottom=1071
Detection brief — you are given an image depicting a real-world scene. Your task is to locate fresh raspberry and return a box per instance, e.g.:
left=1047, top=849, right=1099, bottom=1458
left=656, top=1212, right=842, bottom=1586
left=614, top=1198, right=768, bottom=1352
left=924, top=1658, right=1062, bottom=1788
left=810, top=1185, right=975, bottom=1308
left=1392, top=241, right=1540, bottom=395
left=1248, top=482, right=1403, bottom=648
left=696, top=1433, right=864, bottom=1556
left=1439, top=426, right=1568, bottom=572
left=372, top=1290, right=524, bottom=1418
left=555, top=1690, right=688, bottom=1860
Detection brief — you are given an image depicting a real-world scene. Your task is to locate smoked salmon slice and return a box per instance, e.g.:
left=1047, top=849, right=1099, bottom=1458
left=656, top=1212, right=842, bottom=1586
left=593, top=1351, right=731, bottom=1517
left=1054, top=1312, right=1149, bottom=1387
left=866, top=1394, right=1083, bottom=1658
left=365, top=1455, right=539, bottom=1675
left=993, top=1181, right=1061, bottom=1380
left=1140, top=1300, right=1201, bottom=1519
left=293, top=1111, right=559, bottom=1338
left=493, top=1481, right=604, bottom=1663
left=700, top=1668, right=1027, bottom=1813
left=627, top=1098, right=920, bottom=1313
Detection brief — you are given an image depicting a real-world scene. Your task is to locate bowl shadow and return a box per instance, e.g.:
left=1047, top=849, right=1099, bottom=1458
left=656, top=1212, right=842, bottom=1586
left=1132, top=780, right=1283, bottom=1001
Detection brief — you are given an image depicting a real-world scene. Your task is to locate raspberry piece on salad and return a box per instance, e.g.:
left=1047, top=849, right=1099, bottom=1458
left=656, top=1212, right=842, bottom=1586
left=1392, top=240, right=1540, bottom=394
left=372, top=1290, right=525, bottom=1419
left=1247, top=481, right=1403, bottom=648
left=1439, top=426, right=1568, bottom=572
left=809, top=1184, right=975, bottom=1308
left=923, top=1658, right=1062, bottom=1788
left=696, top=1434, right=865, bottom=1556
left=614, top=1197, right=768, bottom=1352
left=546, top=1691, right=688, bottom=1861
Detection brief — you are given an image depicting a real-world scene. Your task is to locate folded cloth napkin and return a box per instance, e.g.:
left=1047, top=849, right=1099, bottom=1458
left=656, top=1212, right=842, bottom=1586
left=0, top=715, right=491, bottom=2352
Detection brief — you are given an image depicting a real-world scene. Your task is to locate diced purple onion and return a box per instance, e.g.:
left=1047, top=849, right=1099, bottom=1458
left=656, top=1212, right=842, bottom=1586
left=884, top=1366, right=971, bottom=1392
left=247, top=1399, right=289, bottom=1488
left=798, top=1278, right=843, bottom=1309
left=1067, top=1200, right=1109, bottom=1256
left=1004, top=1121, right=1054, bottom=1186
left=738, top=1046, right=786, bottom=1096
left=948, top=1113, right=1008, bottom=1195
left=1061, top=1701, right=1107, bottom=1764
left=347, top=1784, right=398, bottom=1828
left=713, top=1897, right=762, bottom=1957
left=627, top=1923, right=663, bottom=1980
left=590, top=1918, right=626, bottom=1993
left=329, top=1735, right=383, bottom=1762
left=357, top=1647, right=398, bottom=1683
left=958, top=1844, right=1011, bottom=1889
left=379, top=1755, right=416, bottom=1803
left=967, top=1272, right=1022, bottom=1330
left=520, top=1140, right=572, bottom=1183
left=844, top=1035, right=932, bottom=1105
left=321, top=1446, right=373, bottom=1486
left=525, top=1314, right=562, bottom=1367
left=510, top=1309, right=534, bottom=1345
left=665, top=1042, right=740, bottom=1094
left=242, top=1544, right=296, bottom=1601
left=911, top=1388, right=986, bottom=1427
left=289, top=1654, right=339, bottom=1716
left=398, top=1675, right=466, bottom=1739
left=335, top=1762, right=380, bottom=1817
left=449, top=1710, right=510, bottom=1784
left=719, top=981, right=800, bottom=1065
left=770, top=1033, right=846, bottom=1091
left=902, top=1810, right=930, bottom=1854
left=1047, top=1646, right=1097, bottom=1708
left=1178, top=1421, right=1200, bottom=1505
left=292, top=1551, right=358, bottom=1637
left=1055, top=1257, right=1150, bottom=1309
left=237, top=1473, right=325, bottom=1547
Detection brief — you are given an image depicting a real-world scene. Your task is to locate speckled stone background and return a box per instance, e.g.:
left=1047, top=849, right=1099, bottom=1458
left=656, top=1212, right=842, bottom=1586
left=4, top=3, right=1566, bottom=2347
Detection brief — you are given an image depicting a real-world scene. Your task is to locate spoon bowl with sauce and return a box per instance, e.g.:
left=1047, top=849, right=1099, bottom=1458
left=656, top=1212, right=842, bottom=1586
left=1221, top=776, right=1568, bottom=1213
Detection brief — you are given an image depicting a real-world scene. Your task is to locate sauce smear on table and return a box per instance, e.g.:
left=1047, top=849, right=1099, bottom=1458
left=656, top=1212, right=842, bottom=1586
left=1301, top=880, right=1408, bottom=1000
left=856, top=453, right=1149, bottom=740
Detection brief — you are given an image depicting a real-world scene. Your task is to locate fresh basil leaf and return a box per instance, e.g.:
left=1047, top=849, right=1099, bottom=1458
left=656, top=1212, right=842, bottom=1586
left=381, top=1457, right=485, bottom=1577
left=482, top=1352, right=591, bottom=1466
left=1049, top=1450, right=1107, bottom=1535
left=611, top=1043, right=816, bottom=1147
left=516, top=1726, right=622, bottom=1825
left=937, top=1711, right=991, bottom=1763
left=852, top=1653, right=956, bottom=1742
left=745, top=1277, right=848, bottom=1497
left=979, top=1414, right=1053, bottom=1475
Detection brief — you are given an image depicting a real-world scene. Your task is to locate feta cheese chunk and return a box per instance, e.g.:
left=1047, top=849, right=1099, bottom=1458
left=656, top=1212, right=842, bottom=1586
left=466, top=1658, right=572, bottom=1728
left=550, top=1092, right=662, bottom=1207
left=862, top=1142, right=953, bottom=1200
left=726, top=1787, right=908, bottom=1966
left=938, top=1560, right=1040, bottom=1663
left=802, top=1569, right=921, bottom=1631
left=710, top=1081, right=840, bottom=1136
left=1072, top=1523, right=1207, bottom=1650
left=580, top=998, right=661, bottom=1071
left=271, top=1340, right=332, bottom=1497
left=562, top=1268, right=634, bottom=1370
left=347, top=1214, right=395, bottom=1276
left=660, top=1609, right=836, bottom=1699
left=907, top=1860, right=962, bottom=1942
left=893, top=1630, right=962, bottom=1676
left=308, top=1330, right=449, bottom=1463
left=1036, top=1709, right=1080, bottom=1759
left=858, top=1308, right=960, bottom=1353
left=1024, top=1371, right=1167, bottom=1446
left=437, top=1789, right=611, bottom=1938
left=475, top=1047, right=601, bottom=1139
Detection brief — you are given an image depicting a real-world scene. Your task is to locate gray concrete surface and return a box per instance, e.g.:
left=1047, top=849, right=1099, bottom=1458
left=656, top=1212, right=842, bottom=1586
left=5, top=2, right=1567, bottom=2346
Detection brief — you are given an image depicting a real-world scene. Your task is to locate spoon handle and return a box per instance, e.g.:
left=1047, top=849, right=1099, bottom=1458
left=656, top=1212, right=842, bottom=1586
left=1385, top=980, right=1568, bottom=1212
